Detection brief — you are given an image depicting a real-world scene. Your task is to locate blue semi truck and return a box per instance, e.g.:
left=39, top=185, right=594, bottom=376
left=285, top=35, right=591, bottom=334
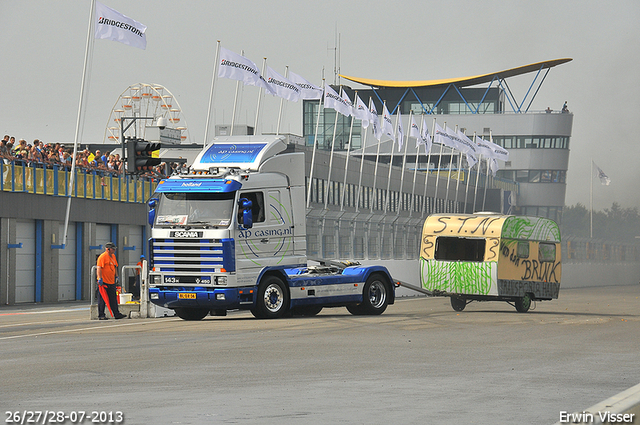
left=146, top=135, right=395, bottom=320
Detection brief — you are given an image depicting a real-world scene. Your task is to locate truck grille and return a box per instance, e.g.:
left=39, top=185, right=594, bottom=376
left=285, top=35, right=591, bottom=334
left=151, top=238, right=235, bottom=272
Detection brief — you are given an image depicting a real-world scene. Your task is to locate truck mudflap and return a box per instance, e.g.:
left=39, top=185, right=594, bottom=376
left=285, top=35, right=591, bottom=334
left=149, top=286, right=257, bottom=310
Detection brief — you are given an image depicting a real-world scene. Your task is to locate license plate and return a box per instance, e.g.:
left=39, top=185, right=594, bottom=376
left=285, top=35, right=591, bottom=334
left=178, top=293, right=196, bottom=299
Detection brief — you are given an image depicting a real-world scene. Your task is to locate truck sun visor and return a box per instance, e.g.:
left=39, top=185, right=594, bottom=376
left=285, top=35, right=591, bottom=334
left=154, top=179, right=242, bottom=193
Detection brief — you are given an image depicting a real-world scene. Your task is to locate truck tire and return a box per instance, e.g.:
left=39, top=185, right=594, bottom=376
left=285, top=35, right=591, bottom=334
left=515, top=293, right=532, bottom=313
left=251, top=275, right=289, bottom=319
left=174, top=307, right=209, bottom=321
left=450, top=296, right=467, bottom=312
left=359, top=273, right=390, bottom=315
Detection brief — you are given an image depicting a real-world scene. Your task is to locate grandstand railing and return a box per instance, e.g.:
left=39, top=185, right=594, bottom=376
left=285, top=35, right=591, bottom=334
left=1, top=161, right=158, bottom=203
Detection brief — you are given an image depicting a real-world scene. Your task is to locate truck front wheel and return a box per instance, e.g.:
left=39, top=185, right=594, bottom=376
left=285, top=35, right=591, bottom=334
left=251, top=275, right=289, bottom=319
left=174, top=307, right=209, bottom=321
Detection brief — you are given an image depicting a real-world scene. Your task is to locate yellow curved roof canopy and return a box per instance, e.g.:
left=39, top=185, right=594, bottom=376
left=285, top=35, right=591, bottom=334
left=340, top=58, right=572, bottom=88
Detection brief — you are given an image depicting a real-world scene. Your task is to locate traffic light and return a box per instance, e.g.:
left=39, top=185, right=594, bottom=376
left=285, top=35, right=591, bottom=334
left=126, top=138, right=161, bottom=174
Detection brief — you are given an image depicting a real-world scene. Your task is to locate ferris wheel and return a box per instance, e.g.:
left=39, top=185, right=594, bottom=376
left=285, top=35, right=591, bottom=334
left=103, top=83, right=191, bottom=144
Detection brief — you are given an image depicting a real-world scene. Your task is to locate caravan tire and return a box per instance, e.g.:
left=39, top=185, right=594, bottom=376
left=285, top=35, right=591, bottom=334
left=515, top=293, right=532, bottom=313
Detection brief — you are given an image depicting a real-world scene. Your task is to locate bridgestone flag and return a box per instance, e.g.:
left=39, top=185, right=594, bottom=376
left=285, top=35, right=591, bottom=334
left=381, top=104, right=394, bottom=140
left=95, top=2, right=147, bottom=50
left=370, top=101, right=382, bottom=141
left=353, top=95, right=370, bottom=128
left=265, top=67, right=300, bottom=102
left=324, top=84, right=353, bottom=117
left=288, top=71, right=322, bottom=100
left=218, top=47, right=274, bottom=94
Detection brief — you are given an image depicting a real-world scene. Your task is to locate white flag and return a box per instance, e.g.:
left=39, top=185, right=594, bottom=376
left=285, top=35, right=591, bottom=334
left=434, top=124, right=459, bottom=150
left=409, top=115, right=420, bottom=140
left=381, top=104, right=394, bottom=140
left=396, top=110, right=405, bottom=151
left=456, top=130, right=478, bottom=155
left=478, top=136, right=509, bottom=161
left=218, top=48, right=274, bottom=94
left=418, top=117, right=432, bottom=154
left=95, top=2, right=147, bottom=49
left=475, top=136, right=495, bottom=158
left=265, top=67, right=300, bottom=102
left=593, top=162, right=611, bottom=185
left=489, top=158, right=499, bottom=176
left=288, top=71, right=322, bottom=100
left=369, top=100, right=382, bottom=141
left=324, top=84, right=353, bottom=117
left=353, top=95, right=370, bottom=128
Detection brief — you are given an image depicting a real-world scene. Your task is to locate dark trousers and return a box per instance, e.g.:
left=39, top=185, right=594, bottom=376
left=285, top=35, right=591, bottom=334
left=98, top=283, right=121, bottom=318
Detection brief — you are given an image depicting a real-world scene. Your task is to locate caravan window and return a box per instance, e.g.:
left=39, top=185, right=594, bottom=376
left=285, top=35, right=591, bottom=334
left=539, top=243, right=556, bottom=262
left=435, top=237, right=486, bottom=262
left=517, top=241, right=530, bottom=258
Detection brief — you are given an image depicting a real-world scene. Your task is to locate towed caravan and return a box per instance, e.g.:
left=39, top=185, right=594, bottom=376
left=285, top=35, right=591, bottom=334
left=418, top=213, right=561, bottom=312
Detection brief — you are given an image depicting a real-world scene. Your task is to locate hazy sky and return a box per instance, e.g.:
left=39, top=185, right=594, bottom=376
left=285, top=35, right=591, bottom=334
left=2, top=0, right=639, bottom=211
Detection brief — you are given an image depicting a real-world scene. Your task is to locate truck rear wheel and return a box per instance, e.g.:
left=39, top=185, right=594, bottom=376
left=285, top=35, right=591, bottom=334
left=175, top=307, right=209, bottom=321
left=251, top=275, right=289, bottom=319
left=358, top=273, right=390, bottom=315
left=515, top=293, right=532, bottom=313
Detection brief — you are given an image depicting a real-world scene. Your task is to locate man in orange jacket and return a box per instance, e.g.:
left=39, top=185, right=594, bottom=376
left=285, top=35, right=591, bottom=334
left=97, top=242, right=127, bottom=320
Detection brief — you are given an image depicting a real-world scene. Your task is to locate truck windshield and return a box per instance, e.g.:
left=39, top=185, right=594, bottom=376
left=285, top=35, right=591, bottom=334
left=155, top=192, right=236, bottom=228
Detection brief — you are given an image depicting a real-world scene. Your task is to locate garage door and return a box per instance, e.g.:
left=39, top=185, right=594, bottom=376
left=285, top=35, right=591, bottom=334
left=58, top=223, right=76, bottom=301
left=15, top=220, right=36, bottom=303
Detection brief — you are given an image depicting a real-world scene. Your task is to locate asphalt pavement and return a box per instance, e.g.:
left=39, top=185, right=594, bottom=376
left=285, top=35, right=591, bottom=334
left=1, top=285, right=639, bottom=425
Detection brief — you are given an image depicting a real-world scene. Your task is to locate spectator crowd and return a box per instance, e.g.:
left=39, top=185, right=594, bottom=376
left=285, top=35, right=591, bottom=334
left=1, top=134, right=171, bottom=179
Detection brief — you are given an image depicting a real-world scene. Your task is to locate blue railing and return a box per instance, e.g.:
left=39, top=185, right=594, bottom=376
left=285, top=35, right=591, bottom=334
left=1, top=161, right=158, bottom=203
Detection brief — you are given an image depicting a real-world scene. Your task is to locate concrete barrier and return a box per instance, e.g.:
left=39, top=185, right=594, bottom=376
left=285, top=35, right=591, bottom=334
left=554, top=382, right=640, bottom=424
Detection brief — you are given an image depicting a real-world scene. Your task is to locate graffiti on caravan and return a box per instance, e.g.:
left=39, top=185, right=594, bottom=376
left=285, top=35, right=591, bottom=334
left=432, top=215, right=502, bottom=236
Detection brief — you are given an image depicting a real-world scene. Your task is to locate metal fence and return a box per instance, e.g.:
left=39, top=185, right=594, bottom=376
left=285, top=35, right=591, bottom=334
left=1, top=161, right=158, bottom=203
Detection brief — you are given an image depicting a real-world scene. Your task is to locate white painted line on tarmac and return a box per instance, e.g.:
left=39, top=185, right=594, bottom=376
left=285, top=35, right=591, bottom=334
left=0, top=307, right=90, bottom=316
left=0, top=317, right=181, bottom=341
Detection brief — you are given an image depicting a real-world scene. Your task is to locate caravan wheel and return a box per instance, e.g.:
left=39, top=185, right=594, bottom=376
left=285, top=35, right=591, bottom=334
left=515, top=293, right=532, bottom=313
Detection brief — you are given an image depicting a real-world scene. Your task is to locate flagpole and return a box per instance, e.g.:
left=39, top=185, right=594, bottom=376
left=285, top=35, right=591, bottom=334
left=409, top=115, right=423, bottom=216
left=204, top=41, right=221, bottom=145
left=355, top=98, right=372, bottom=212
left=398, top=111, right=411, bottom=215
left=384, top=109, right=399, bottom=213
left=482, top=131, right=493, bottom=211
left=433, top=122, right=445, bottom=213
left=454, top=130, right=463, bottom=213
left=275, top=66, right=288, bottom=135
left=340, top=91, right=357, bottom=210
left=444, top=125, right=457, bottom=213
left=63, top=0, right=96, bottom=247
left=254, top=57, right=267, bottom=134
left=590, top=159, right=593, bottom=238
left=422, top=117, right=436, bottom=216
left=370, top=101, right=384, bottom=214
left=306, top=79, right=325, bottom=208
left=229, top=50, right=244, bottom=137
left=463, top=132, right=476, bottom=213
left=324, top=86, right=342, bottom=210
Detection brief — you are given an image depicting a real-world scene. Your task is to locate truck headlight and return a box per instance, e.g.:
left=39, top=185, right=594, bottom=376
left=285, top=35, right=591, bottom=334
left=150, top=293, right=159, bottom=300
left=217, top=276, right=227, bottom=286
left=152, top=275, right=162, bottom=285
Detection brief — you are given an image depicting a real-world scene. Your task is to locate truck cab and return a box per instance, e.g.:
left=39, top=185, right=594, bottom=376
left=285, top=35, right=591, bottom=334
left=147, top=135, right=394, bottom=320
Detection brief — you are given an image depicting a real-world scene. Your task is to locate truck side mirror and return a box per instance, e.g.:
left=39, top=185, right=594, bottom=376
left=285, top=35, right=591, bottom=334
left=148, top=198, right=158, bottom=226
left=239, top=198, right=253, bottom=229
